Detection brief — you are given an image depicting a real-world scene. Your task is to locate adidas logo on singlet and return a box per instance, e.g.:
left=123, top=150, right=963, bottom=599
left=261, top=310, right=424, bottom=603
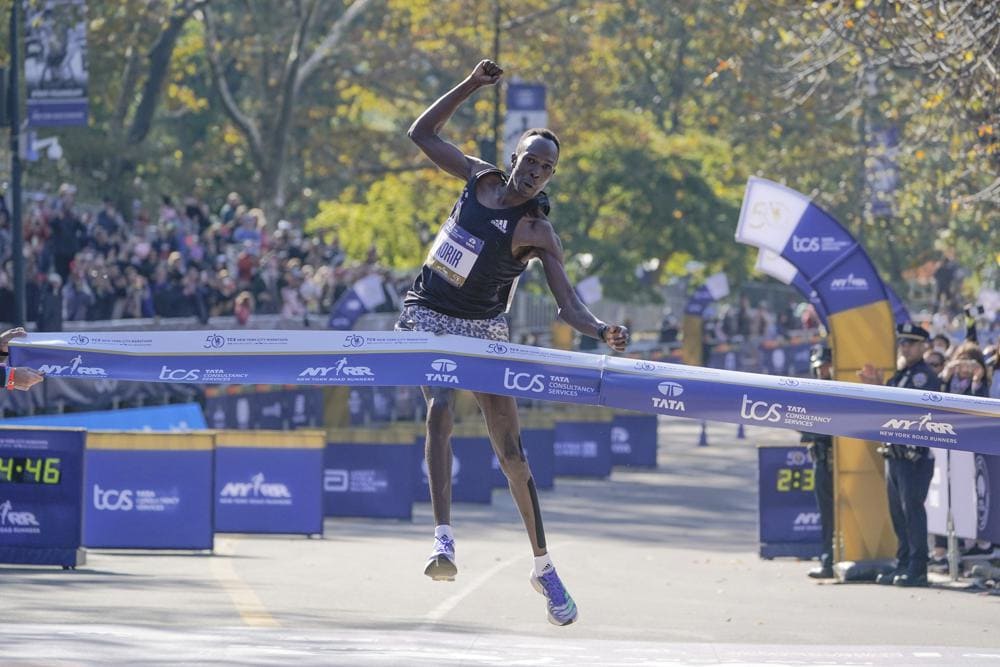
left=489, top=219, right=509, bottom=233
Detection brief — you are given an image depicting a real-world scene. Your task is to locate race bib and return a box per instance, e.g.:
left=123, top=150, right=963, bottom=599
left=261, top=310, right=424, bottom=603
left=427, top=220, right=484, bottom=288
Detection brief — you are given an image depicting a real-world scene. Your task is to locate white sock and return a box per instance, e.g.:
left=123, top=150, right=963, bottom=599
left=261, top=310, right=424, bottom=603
left=533, top=553, right=554, bottom=577
left=435, top=525, right=453, bottom=541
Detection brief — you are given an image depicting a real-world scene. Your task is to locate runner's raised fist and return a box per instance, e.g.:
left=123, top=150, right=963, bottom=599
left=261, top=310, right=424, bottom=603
left=468, top=59, right=503, bottom=87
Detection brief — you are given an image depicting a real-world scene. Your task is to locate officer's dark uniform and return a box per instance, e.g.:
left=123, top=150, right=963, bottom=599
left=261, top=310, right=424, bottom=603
left=876, top=323, right=941, bottom=587
left=803, top=344, right=834, bottom=579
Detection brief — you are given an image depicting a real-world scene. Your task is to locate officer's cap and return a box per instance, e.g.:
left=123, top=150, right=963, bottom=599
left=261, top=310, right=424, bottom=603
left=896, top=322, right=930, bottom=342
left=810, top=344, right=832, bottom=368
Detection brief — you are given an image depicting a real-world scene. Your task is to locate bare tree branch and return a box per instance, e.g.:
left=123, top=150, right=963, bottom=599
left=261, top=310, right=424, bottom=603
left=202, top=4, right=265, bottom=163
left=296, top=0, right=377, bottom=92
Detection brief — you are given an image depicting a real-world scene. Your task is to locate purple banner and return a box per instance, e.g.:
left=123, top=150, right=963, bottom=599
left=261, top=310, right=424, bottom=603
left=11, top=331, right=1000, bottom=455
left=215, top=447, right=323, bottom=536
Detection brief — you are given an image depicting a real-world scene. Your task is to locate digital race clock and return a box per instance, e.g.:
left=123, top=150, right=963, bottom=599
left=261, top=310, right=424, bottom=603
left=0, top=428, right=85, bottom=568
left=758, top=445, right=823, bottom=559
left=0, top=456, right=62, bottom=484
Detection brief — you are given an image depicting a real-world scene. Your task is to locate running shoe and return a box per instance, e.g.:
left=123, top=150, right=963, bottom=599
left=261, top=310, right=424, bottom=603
left=424, top=534, right=457, bottom=581
left=530, top=568, right=578, bottom=626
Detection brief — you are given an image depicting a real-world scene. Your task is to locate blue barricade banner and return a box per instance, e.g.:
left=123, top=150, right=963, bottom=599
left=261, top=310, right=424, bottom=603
left=601, top=356, right=999, bottom=455
left=977, top=454, right=1000, bottom=544
left=0, top=427, right=86, bottom=567
left=214, top=431, right=325, bottom=536
left=11, top=331, right=1000, bottom=454
left=610, top=414, right=658, bottom=468
left=3, top=403, right=206, bottom=431
left=324, top=440, right=415, bottom=520
left=758, top=446, right=823, bottom=559
left=490, top=427, right=556, bottom=491
left=205, top=389, right=324, bottom=431
left=84, top=433, right=214, bottom=549
left=757, top=342, right=812, bottom=377
left=554, top=418, right=611, bottom=478
left=414, top=435, right=493, bottom=504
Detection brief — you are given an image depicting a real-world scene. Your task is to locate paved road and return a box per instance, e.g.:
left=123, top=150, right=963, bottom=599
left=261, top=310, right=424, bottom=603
left=2, top=417, right=998, bottom=666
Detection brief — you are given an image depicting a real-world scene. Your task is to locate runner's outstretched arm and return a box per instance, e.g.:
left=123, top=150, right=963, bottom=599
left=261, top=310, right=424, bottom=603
left=408, top=60, right=502, bottom=180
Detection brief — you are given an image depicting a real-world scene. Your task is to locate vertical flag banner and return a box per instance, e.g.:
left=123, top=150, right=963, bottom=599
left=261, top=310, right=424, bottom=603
left=681, top=272, right=729, bottom=366
left=328, top=273, right=385, bottom=330
left=24, top=0, right=89, bottom=127
left=575, top=276, right=603, bottom=306
left=736, top=176, right=897, bottom=567
left=754, top=248, right=829, bottom=328
left=504, top=83, right=547, bottom=170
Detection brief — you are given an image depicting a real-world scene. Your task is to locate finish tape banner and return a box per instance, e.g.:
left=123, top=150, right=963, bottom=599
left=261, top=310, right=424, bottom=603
left=10, top=331, right=1000, bottom=454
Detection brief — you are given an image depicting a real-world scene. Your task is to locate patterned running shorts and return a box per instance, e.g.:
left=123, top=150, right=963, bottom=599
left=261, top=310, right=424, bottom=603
left=395, top=304, right=510, bottom=342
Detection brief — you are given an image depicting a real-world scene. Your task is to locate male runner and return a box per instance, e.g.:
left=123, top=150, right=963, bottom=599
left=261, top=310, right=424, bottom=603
left=398, top=59, right=629, bottom=626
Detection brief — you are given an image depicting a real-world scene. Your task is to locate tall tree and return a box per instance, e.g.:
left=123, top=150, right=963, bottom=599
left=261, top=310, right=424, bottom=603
left=201, top=0, right=376, bottom=221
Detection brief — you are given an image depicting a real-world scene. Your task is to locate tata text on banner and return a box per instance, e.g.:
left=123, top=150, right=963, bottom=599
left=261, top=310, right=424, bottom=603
left=84, top=432, right=214, bottom=550
left=214, top=430, right=325, bottom=536
left=504, top=83, right=546, bottom=170
left=758, top=446, right=823, bottom=559
left=11, top=332, right=604, bottom=408
left=324, top=427, right=415, bottom=520
left=24, top=0, right=89, bottom=127
left=599, top=357, right=1000, bottom=456
left=0, top=427, right=85, bottom=567
left=10, top=332, right=1000, bottom=453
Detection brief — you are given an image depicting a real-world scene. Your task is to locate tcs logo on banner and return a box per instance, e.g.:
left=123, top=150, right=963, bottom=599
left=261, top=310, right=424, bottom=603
left=504, top=368, right=545, bottom=393
left=740, top=395, right=782, bottom=423
left=93, top=484, right=134, bottom=511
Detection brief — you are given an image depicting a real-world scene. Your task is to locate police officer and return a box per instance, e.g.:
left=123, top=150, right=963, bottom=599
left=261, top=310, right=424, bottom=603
left=803, top=344, right=835, bottom=579
left=858, top=323, right=941, bottom=587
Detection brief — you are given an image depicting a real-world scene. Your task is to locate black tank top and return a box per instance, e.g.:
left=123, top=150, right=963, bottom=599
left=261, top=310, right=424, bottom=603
left=404, top=168, right=538, bottom=319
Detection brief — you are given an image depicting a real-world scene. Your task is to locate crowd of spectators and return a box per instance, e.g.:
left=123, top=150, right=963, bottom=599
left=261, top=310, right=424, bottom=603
left=0, top=184, right=404, bottom=330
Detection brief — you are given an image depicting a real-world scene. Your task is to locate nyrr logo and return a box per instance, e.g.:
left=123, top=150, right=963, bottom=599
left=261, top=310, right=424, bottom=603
left=0, top=500, right=40, bottom=526
left=829, top=273, right=869, bottom=290
left=38, top=355, right=107, bottom=376
left=426, top=358, right=459, bottom=384
left=504, top=368, right=545, bottom=393
left=93, top=484, right=134, bottom=511
left=651, top=381, right=685, bottom=411
left=791, top=235, right=820, bottom=252
left=880, top=413, right=957, bottom=435
left=740, top=395, right=782, bottom=423
left=794, top=512, right=821, bottom=526
left=219, top=473, right=291, bottom=499
left=298, top=358, right=374, bottom=378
